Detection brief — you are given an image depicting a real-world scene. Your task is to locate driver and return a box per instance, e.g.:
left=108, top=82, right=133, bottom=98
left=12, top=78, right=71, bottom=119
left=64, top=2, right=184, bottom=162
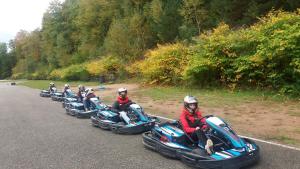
left=180, top=96, right=213, bottom=155
left=83, top=88, right=96, bottom=111
left=111, top=88, right=134, bottom=124
left=63, top=84, right=71, bottom=97
left=49, top=82, right=56, bottom=93
left=111, top=88, right=132, bottom=112
left=77, top=85, right=86, bottom=102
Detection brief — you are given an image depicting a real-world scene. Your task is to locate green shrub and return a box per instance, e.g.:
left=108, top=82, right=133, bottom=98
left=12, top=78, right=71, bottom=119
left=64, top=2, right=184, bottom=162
left=63, top=65, right=90, bottom=81
left=86, top=56, right=125, bottom=81
left=184, top=10, right=300, bottom=95
left=136, top=43, right=189, bottom=85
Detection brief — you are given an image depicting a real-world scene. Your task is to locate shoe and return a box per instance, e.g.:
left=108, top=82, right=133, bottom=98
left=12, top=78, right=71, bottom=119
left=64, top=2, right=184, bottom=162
left=205, top=139, right=214, bottom=155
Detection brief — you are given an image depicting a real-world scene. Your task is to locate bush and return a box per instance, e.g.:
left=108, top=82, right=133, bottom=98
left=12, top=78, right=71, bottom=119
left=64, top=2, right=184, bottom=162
left=26, top=68, right=49, bottom=80
left=136, top=43, right=189, bottom=85
left=49, top=64, right=91, bottom=81
left=48, top=55, right=125, bottom=82
left=86, top=56, right=125, bottom=81
left=49, top=69, right=63, bottom=80
left=63, top=65, right=90, bottom=81
left=184, top=10, right=300, bottom=95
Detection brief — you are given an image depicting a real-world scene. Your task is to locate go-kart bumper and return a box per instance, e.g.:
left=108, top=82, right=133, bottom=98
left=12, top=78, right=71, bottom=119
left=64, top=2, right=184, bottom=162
left=180, top=145, right=259, bottom=169
left=51, top=95, right=64, bottom=102
left=67, top=108, right=97, bottom=118
left=110, top=121, right=156, bottom=134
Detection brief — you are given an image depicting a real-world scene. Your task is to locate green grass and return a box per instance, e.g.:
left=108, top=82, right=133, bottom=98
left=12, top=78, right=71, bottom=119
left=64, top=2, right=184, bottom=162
left=133, top=86, right=291, bottom=107
left=19, top=80, right=100, bottom=90
left=288, top=111, right=300, bottom=117
left=266, top=135, right=299, bottom=145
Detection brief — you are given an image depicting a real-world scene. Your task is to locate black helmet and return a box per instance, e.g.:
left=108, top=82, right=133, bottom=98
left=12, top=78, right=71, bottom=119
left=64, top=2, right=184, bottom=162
left=184, top=96, right=198, bottom=114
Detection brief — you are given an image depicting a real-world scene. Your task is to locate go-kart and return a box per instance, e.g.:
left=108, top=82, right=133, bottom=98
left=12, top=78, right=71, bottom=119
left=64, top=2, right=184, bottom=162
left=91, top=103, right=158, bottom=134
left=52, top=88, right=76, bottom=102
left=142, top=115, right=259, bottom=169
left=65, top=97, right=101, bottom=118
left=40, top=87, right=57, bottom=97
left=62, top=90, right=84, bottom=108
left=51, top=91, right=64, bottom=101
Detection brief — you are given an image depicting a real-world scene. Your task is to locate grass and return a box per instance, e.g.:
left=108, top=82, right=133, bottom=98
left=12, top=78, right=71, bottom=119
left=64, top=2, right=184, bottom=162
left=288, top=111, right=300, bottom=117
left=19, top=80, right=101, bottom=90
left=266, top=135, right=299, bottom=145
left=133, top=86, right=291, bottom=107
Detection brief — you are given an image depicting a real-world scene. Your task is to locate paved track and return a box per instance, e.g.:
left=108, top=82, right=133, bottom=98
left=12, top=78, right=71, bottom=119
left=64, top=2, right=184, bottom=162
left=0, top=83, right=299, bottom=169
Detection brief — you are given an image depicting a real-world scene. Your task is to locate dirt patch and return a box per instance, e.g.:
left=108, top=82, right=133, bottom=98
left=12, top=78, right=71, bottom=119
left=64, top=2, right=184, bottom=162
left=80, top=83, right=300, bottom=147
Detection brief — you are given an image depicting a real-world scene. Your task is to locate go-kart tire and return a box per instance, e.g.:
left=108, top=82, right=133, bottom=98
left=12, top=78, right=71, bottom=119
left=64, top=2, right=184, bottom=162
left=91, top=121, right=98, bottom=127
left=62, top=102, right=65, bottom=108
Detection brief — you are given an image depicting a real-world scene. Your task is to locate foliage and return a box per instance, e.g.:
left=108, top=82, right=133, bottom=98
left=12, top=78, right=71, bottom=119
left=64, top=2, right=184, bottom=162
left=49, top=64, right=90, bottom=81
left=86, top=56, right=123, bottom=78
left=136, top=43, right=189, bottom=85
left=48, top=55, right=125, bottom=81
left=2, top=0, right=300, bottom=96
left=185, top=10, right=300, bottom=95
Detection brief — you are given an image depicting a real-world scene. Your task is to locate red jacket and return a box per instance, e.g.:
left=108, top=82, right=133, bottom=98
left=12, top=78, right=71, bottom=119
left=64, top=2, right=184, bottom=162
left=180, top=108, right=207, bottom=134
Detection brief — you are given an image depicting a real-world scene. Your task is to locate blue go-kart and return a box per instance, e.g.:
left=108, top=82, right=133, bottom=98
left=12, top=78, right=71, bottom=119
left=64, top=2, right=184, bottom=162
left=142, top=115, right=259, bottom=169
left=91, top=103, right=159, bottom=134
left=65, top=97, right=102, bottom=118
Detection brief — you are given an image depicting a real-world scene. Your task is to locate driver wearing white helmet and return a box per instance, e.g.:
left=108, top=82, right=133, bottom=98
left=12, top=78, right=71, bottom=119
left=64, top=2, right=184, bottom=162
left=49, top=82, right=56, bottom=93
left=77, top=85, right=86, bottom=102
left=83, top=88, right=96, bottom=111
left=180, top=96, right=213, bottom=155
left=111, top=88, right=132, bottom=112
left=63, top=84, right=71, bottom=97
left=111, top=88, right=135, bottom=124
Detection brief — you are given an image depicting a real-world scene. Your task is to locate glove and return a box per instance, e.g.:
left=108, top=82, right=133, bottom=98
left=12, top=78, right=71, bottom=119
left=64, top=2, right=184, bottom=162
left=201, top=124, right=208, bottom=131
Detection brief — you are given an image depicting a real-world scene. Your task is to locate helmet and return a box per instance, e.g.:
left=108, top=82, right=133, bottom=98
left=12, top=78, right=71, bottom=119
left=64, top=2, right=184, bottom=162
left=86, top=88, right=94, bottom=95
left=118, top=88, right=127, bottom=99
left=50, top=82, right=55, bottom=86
left=184, top=96, right=198, bottom=114
left=78, top=85, right=82, bottom=89
left=64, top=84, right=70, bottom=88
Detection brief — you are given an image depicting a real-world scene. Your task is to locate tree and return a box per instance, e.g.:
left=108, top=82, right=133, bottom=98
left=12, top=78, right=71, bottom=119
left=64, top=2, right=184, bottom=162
left=180, top=0, right=208, bottom=35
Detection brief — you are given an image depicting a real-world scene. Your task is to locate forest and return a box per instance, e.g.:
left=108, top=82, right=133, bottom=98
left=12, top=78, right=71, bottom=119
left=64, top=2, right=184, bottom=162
left=0, top=0, right=299, bottom=95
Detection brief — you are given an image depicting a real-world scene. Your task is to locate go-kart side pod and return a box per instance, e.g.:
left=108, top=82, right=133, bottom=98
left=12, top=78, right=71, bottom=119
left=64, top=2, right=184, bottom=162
left=40, top=90, right=51, bottom=97
left=110, top=121, right=156, bottom=134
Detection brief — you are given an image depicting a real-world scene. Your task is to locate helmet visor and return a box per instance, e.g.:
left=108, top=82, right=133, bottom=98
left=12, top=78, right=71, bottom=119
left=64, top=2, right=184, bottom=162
left=119, top=91, right=127, bottom=97
left=188, top=103, right=197, bottom=111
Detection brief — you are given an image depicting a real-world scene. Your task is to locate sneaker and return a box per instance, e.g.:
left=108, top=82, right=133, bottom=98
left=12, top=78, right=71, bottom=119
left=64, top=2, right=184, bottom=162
left=205, top=139, right=214, bottom=155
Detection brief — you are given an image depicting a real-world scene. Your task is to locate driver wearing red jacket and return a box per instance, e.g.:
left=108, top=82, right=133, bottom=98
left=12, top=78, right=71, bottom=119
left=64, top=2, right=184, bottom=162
left=180, top=96, right=213, bottom=155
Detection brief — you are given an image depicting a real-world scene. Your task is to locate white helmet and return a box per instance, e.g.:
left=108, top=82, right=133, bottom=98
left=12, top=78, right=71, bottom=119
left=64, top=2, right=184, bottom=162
left=118, top=88, right=127, bottom=98
left=78, top=84, right=82, bottom=89
left=50, top=82, right=55, bottom=86
left=86, top=88, right=94, bottom=95
left=64, top=84, right=70, bottom=88
left=184, top=96, right=198, bottom=113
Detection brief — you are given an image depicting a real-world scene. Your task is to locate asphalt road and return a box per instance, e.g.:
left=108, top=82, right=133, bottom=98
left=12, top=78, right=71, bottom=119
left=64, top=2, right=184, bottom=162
left=0, top=83, right=299, bottom=169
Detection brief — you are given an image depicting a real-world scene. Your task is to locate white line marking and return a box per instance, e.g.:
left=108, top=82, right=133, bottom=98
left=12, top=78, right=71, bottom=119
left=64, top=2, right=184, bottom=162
left=239, top=135, right=300, bottom=151
left=148, top=113, right=300, bottom=151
